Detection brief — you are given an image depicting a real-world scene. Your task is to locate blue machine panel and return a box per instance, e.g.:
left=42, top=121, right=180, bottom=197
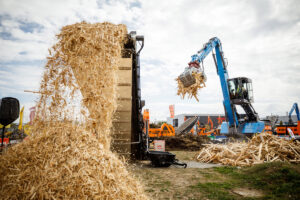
left=242, top=121, right=265, bottom=134
left=220, top=122, right=229, bottom=134
left=220, top=121, right=265, bottom=134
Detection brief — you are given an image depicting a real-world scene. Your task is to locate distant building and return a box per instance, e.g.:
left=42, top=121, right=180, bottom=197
left=167, top=114, right=298, bottom=129
left=265, top=115, right=299, bottom=125
left=167, top=114, right=225, bottom=129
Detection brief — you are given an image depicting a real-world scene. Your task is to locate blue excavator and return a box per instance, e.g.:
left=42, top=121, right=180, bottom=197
left=288, top=103, right=299, bottom=125
left=179, top=37, right=265, bottom=137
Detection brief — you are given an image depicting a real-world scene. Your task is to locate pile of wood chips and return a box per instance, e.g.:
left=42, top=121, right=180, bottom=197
left=176, top=72, right=206, bottom=101
left=0, top=22, right=147, bottom=199
left=195, top=133, right=300, bottom=166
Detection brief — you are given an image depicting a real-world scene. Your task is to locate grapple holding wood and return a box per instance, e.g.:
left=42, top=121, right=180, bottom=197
left=179, top=61, right=206, bottom=88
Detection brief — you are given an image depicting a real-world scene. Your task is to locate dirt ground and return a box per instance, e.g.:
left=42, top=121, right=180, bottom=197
left=129, top=151, right=300, bottom=200
left=163, top=135, right=209, bottom=151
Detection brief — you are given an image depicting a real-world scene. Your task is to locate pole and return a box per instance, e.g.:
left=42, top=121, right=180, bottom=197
left=1, top=126, right=5, bottom=147
left=146, top=120, right=149, bottom=152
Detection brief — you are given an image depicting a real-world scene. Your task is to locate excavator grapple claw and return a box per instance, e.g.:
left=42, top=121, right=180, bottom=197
left=179, top=61, right=206, bottom=87
left=179, top=69, right=196, bottom=87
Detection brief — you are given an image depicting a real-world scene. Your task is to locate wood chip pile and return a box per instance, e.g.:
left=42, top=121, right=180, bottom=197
left=176, top=72, right=206, bottom=101
left=0, top=22, right=147, bottom=199
left=195, top=133, right=300, bottom=166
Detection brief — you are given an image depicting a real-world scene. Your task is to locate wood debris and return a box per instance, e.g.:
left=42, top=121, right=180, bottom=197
left=195, top=133, right=300, bottom=166
left=176, top=72, right=206, bottom=101
left=0, top=22, right=147, bottom=199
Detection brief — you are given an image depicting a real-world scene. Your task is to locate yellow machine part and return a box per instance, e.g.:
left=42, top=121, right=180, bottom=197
left=1, top=106, right=32, bottom=137
left=18, top=106, right=24, bottom=130
left=18, top=106, right=31, bottom=136
left=23, top=124, right=32, bottom=136
left=0, top=124, right=12, bottom=136
left=0, top=124, right=11, bottom=128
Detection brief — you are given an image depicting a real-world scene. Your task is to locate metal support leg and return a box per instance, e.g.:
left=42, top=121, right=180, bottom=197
left=146, top=120, right=149, bottom=152
left=1, top=126, right=5, bottom=147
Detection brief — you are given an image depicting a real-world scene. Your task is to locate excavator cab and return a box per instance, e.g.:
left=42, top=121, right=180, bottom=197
left=228, top=77, right=259, bottom=123
left=227, top=77, right=254, bottom=104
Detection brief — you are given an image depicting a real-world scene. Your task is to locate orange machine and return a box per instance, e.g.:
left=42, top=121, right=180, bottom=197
left=263, top=125, right=273, bottom=134
left=207, top=116, right=213, bottom=130
left=275, top=103, right=300, bottom=136
left=148, top=123, right=175, bottom=138
left=198, top=128, right=217, bottom=136
left=275, top=124, right=299, bottom=136
left=143, top=109, right=175, bottom=138
left=217, top=115, right=225, bottom=125
left=197, top=116, right=216, bottom=136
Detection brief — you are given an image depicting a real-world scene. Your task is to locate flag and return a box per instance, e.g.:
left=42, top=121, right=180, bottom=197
left=169, top=105, right=175, bottom=118
left=29, top=107, right=36, bottom=125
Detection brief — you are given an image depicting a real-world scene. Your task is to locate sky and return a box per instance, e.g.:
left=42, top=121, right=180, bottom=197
left=0, top=0, right=299, bottom=122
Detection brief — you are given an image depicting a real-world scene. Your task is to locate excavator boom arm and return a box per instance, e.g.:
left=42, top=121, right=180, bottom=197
left=190, top=37, right=222, bottom=63
left=188, top=37, right=238, bottom=127
left=289, top=103, right=300, bottom=121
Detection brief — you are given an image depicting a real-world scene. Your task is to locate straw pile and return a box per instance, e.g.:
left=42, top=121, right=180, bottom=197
left=195, top=133, right=300, bottom=166
left=176, top=72, right=206, bottom=101
left=0, top=22, right=147, bottom=199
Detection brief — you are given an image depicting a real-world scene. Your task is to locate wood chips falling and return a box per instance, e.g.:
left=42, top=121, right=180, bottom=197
left=0, top=22, right=148, bottom=200
left=195, top=133, right=300, bottom=166
left=176, top=72, right=206, bottom=101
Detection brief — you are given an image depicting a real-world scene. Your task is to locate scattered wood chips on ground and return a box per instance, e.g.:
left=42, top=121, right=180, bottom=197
left=195, top=133, right=300, bottom=166
left=0, top=22, right=148, bottom=199
left=176, top=72, right=206, bottom=101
